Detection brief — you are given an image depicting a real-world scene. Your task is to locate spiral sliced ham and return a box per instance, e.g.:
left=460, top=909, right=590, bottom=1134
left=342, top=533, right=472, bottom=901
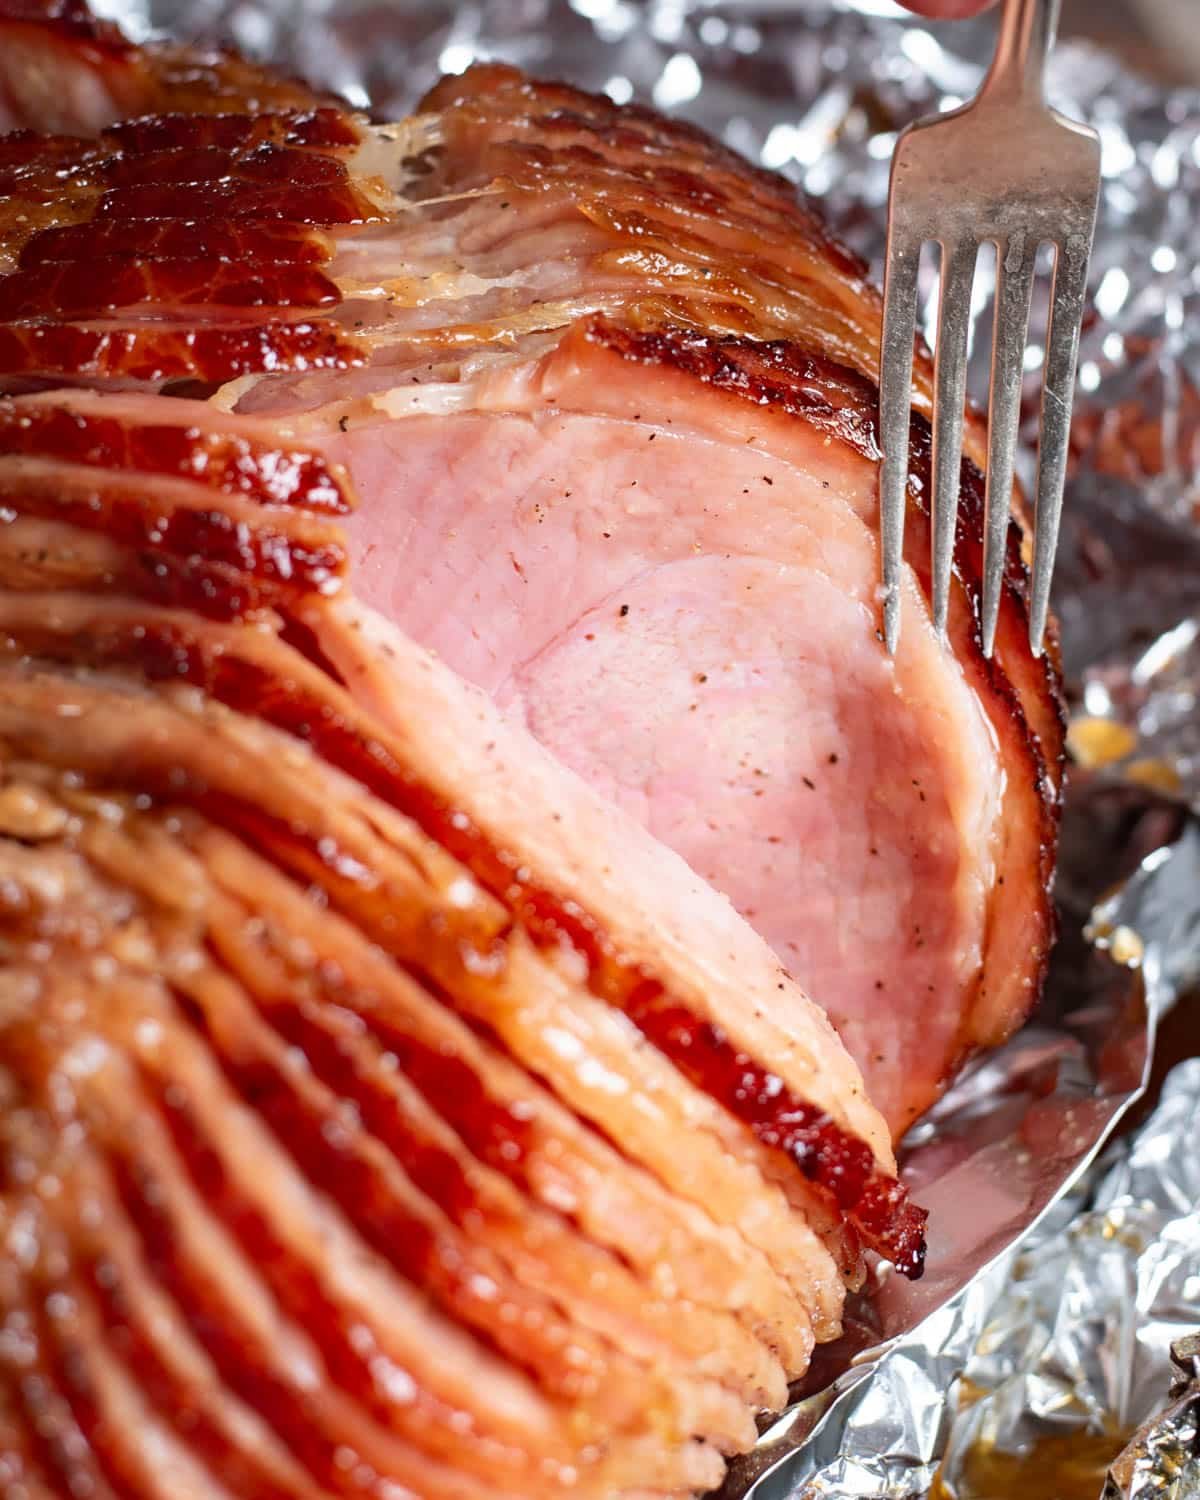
left=0, top=4, right=1061, bottom=1493
left=0, top=381, right=927, bottom=1495
left=0, top=2, right=1062, bottom=1139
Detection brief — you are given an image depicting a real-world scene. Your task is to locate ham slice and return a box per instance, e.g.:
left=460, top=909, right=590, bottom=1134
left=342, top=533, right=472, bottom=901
left=0, top=5, right=1060, bottom=1491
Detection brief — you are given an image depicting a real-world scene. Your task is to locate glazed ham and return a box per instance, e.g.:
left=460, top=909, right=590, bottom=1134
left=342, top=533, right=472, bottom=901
left=0, top=3, right=1060, bottom=1492
left=0, top=3, right=1062, bottom=1139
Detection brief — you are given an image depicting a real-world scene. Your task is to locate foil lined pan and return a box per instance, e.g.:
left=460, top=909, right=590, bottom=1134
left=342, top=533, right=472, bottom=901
left=91, top=0, right=1200, bottom=1492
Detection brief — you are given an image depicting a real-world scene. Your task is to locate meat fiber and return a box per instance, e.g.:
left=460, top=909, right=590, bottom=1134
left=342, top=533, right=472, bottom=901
left=0, top=4, right=1059, bottom=1490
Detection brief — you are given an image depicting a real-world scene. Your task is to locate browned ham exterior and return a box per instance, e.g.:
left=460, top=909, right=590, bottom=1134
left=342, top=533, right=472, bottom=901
left=0, top=1, right=1063, bottom=1139
left=0, top=4, right=1061, bottom=1492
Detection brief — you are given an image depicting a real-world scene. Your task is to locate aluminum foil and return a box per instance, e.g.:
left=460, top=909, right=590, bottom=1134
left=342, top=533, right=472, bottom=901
left=724, top=828, right=1200, bottom=1499
left=1104, top=1334, right=1200, bottom=1500
left=89, top=0, right=1200, bottom=1493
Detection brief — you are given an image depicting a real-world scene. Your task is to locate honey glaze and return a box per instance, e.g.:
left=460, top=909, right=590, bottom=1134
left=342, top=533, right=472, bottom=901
left=0, top=317, right=362, bottom=383
left=19, top=218, right=332, bottom=268
left=929, top=1420, right=1129, bottom=1500
left=623, top=981, right=927, bottom=1278
left=103, top=107, right=362, bottom=155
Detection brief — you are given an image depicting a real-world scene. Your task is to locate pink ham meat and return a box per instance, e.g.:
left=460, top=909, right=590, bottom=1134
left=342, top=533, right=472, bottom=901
left=291, top=76, right=1062, bottom=1141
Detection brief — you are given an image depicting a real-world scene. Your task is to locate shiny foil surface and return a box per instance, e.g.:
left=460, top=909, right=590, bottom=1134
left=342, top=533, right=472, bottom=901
left=88, top=0, right=1200, bottom=1494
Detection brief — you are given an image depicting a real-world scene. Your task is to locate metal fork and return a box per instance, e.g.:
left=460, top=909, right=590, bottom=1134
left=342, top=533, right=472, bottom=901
left=878, top=0, right=1101, bottom=658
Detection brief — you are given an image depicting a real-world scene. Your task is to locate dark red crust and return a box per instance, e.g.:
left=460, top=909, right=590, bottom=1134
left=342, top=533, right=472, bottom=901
left=0, top=478, right=347, bottom=597
left=590, top=322, right=890, bottom=467
left=103, top=107, right=361, bottom=154
left=0, top=68, right=368, bottom=386
left=0, top=260, right=341, bottom=320
left=95, top=178, right=382, bottom=225
left=623, top=985, right=926, bottom=1275
left=0, top=319, right=361, bottom=383
left=0, top=399, right=350, bottom=510
left=134, top=554, right=291, bottom=621
left=0, top=136, right=102, bottom=189
left=20, top=219, right=332, bottom=267
left=99, top=143, right=353, bottom=191
left=0, top=129, right=96, bottom=165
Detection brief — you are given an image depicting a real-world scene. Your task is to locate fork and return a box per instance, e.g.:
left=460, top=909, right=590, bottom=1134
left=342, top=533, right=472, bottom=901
left=878, top=0, right=1102, bottom=658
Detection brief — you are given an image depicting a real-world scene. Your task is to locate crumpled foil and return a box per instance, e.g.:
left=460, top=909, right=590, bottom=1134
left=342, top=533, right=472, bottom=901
left=1104, top=1333, right=1200, bottom=1500
left=722, top=829, right=1200, bottom=1499
left=90, top=0, right=1200, bottom=1493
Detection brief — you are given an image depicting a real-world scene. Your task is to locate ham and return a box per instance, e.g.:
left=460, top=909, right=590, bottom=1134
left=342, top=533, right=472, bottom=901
left=0, top=3, right=1061, bottom=1491
left=0, top=6, right=1062, bottom=1139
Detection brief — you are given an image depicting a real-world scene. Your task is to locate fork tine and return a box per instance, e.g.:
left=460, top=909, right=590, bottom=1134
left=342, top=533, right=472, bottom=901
left=879, top=232, right=921, bottom=653
left=980, top=232, right=1037, bottom=658
left=930, top=238, right=977, bottom=637
left=1028, top=235, right=1090, bottom=656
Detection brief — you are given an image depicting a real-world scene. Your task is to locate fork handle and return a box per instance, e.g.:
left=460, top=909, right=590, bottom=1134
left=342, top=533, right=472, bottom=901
left=980, top=0, right=1062, bottom=102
